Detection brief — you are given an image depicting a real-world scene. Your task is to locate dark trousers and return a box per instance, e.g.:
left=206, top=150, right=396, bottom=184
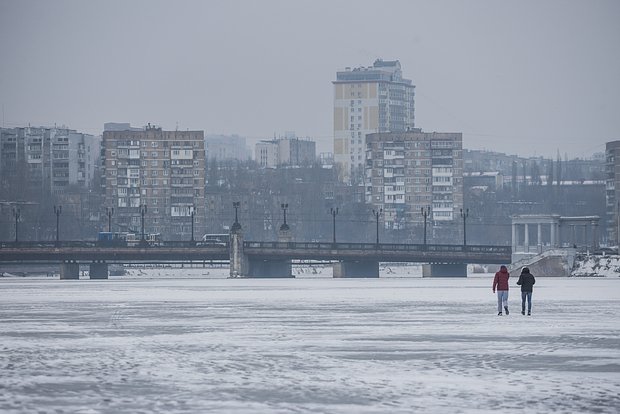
left=521, top=291, right=532, bottom=312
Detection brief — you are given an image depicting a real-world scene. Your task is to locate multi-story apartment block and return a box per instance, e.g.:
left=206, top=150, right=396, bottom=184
left=333, top=59, right=415, bottom=182
left=0, top=126, right=100, bottom=196
left=365, top=130, right=463, bottom=231
left=101, top=124, right=205, bottom=240
left=605, top=140, right=620, bottom=244
left=205, top=134, right=251, bottom=161
left=255, top=134, right=316, bottom=168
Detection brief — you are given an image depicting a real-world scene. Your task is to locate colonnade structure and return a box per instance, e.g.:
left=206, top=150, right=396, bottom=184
left=511, top=214, right=600, bottom=263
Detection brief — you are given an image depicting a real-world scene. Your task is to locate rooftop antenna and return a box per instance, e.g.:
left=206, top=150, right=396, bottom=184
left=176, top=121, right=179, bottom=131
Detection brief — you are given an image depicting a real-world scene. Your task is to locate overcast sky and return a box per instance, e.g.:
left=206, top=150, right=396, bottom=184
left=1, top=0, right=619, bottom=159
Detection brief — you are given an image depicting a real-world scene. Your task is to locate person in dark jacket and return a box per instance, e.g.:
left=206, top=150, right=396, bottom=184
left=516, top=267, right=536, bottom=315
left=492, top=265, right=510, bottom=315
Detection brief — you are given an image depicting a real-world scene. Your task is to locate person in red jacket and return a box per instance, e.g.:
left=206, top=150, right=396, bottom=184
left=492, top=265, right=510, bottom=315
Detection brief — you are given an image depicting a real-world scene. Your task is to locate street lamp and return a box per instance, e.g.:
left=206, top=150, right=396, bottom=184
left=330, top=207, right=339, bottom=244
left=139, top=204, right=147, bottom=243
left=372, top=208, right=382, bottom=245
left=190, top=206, right=196, bottom=242
left=53, top=205, right=62, bottom=245
left=106, top=207, right=114, bottom=233
left=421, top=206, right=430, bottom=246
left=280, top=203, right=289, bottom=231
left=12, top=207, right=20, bottom=243
left=232, top=201, right=241, bottom=231
left=460, top=208, right=469, bottom=247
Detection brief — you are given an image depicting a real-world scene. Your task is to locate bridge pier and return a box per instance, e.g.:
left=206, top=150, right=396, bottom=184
left=422, top=263, right=467, bottom=277
left=89, top=262, right=108, bottom=279
left=247, top=258, right=293, bottom=278
left=60, top=262, right=79, bottom=280
left=333, top=260, right=379, bottom=278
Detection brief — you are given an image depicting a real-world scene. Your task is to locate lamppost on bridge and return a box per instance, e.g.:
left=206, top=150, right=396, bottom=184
left=280, top=203, right=289, bottom=231
left=12, top=207, right=20, bottom=243
left=460, top=208, right=469, bottom=247
left=53, top=205, right=62, bottom=245
left=232, top=201, right=241, bottom=232
left=372, top=208, right=382, bottom=245
left=190, top=206, right=196, bottom=242
left=421, top=206, right=430, bottom=246
left=139, top=204, right=147, bottom=244
left=106, top=207, right=114, bottom=233
left=330, top=207, right=339, bottom=244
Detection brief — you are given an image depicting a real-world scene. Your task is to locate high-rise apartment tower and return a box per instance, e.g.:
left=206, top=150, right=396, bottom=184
left=333, top=59, right=415, bottom=182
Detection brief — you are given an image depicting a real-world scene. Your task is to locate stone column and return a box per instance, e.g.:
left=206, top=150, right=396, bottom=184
left=583, top=224, right=588, bottom=251
left=229, top=227, right=247, bottom=277
left=512, top=223, right=517, bottom=252
left=524, top=223, right=529, bottom=253
left=592, top=221, right=599, bottom=250
left=515, top=224, right=520, bottom=252
left=537, top=223, right=542, bottom=253
left=550, top=222, right=556, bottom=248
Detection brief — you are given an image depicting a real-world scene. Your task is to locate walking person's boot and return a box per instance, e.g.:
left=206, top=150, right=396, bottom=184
left=504, top=306, right=509, bottom=315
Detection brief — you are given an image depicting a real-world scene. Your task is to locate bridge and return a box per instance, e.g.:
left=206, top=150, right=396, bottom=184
left=0, top=237, right=512, bottom=279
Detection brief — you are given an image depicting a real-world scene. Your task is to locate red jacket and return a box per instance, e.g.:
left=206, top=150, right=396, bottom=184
left=493, top=267, right=510, bottom=291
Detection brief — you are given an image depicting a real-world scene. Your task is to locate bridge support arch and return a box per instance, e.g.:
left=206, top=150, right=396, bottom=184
left=333, top=260, right=379, bottom=278
left=89, top=261, right=109, bottom=279
left=422, top=263, right=467, bottom=277
left=60, top=262, right=79, bottom=280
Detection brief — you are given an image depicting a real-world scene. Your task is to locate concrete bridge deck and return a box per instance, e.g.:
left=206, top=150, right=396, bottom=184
left=0, top=241, right=512, bottom=278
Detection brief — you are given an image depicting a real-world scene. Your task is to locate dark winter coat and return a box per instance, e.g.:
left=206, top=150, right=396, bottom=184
left=517, top=270, right=536, bottom=292
left=493, top=266, right=510, bottom=292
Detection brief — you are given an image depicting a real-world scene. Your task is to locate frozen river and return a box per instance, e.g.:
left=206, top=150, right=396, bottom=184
left=1, top=273, right=619, bottom=413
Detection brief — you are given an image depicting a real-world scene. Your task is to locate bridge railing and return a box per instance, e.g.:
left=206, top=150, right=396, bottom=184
left=0, top=241, right=229, bottom=249
left=244, top=241, right=511, bottom=254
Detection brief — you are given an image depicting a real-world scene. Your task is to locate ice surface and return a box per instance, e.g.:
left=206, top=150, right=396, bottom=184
left=1, top=273, right=619, bottom=413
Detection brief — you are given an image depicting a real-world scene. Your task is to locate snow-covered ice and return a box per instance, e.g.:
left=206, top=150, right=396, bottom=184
left=1, top=274, right=619, bottom=413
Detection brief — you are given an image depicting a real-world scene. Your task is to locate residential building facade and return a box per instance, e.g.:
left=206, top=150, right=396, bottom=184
left=255, top=134, right=316, bottom=168
left=101, top=124, right=206, bottom=240
left=333, top=59, right=415, bottom=182
left=605, top=140, right=620, bottom=244
left=0, top=126, right=100, bottom=196
left=365, top=130, right=463, bottom=232
left=205, top=134, right=251, bottom=161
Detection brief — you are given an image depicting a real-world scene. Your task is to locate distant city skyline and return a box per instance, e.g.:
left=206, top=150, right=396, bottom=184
left=1, top=0, right=619, bottom=159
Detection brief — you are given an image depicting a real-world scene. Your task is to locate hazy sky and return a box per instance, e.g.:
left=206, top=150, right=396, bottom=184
left=1, top=0, right=619, bottom=159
